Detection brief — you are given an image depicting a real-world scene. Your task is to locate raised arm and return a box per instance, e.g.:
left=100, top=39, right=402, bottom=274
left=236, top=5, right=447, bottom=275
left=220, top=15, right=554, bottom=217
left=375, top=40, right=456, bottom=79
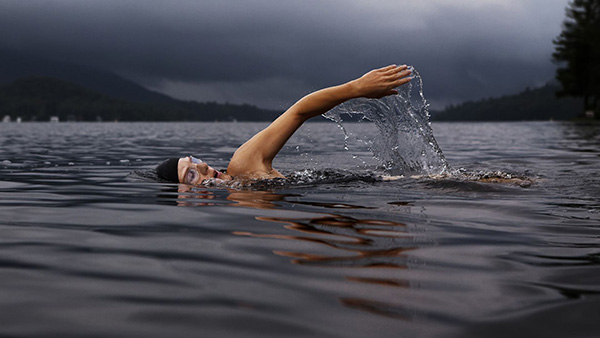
left=226, top=65, right=412, bottom=179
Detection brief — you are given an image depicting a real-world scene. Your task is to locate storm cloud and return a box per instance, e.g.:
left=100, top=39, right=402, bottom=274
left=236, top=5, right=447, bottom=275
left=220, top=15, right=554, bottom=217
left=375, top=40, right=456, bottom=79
left=0, top=0, right=569, bottom=109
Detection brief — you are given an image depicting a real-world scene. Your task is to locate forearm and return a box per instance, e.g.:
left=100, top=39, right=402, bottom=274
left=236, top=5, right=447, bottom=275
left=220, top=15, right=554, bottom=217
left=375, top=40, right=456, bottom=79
left=288, top=64, right=411, bottom=122
left=288, top=82, right=359, bottom=122
left=229, top=65, right=411, bottom=172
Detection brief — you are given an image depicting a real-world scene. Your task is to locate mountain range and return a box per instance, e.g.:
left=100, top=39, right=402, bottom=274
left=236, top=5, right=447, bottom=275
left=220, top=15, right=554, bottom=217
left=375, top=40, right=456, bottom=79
left=0, top=50, right=279, bottom=122
left=1, top=50, right=586, bottom=122
left=431, top=82, right=584, bottom=121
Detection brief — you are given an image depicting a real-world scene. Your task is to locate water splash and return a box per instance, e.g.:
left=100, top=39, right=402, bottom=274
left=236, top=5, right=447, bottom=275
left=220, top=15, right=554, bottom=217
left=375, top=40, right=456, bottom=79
left=324, top=67, right=448, bottom=176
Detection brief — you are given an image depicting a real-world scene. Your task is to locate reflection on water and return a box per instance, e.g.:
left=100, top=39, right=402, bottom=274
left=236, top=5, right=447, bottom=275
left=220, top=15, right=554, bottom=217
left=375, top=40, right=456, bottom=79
left=560, top=121, right=600, bottom=143
left=176, top=185, right=217, bottom=206
left=176, top=187, right=420, bottom=319
left=340, top=298, right=414, bottom=320
left=175, top=185, right=297, bottom=209
left=246, top=213, right=419, bottom=320
left=239, top=213, right=414, bottom=269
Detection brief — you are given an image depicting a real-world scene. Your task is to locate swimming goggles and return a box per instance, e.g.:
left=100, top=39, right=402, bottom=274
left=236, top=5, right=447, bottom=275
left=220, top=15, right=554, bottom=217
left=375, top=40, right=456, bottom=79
left=183, top=156, right=203, bottom=184
left=189, top=156, right=203, bottom=164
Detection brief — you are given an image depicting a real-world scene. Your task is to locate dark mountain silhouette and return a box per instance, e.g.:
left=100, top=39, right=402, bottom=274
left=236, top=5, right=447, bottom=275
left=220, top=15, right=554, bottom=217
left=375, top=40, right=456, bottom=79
left=0, top=76, right=279, bottom=122
left=0, top=50, right=279, bottom=121
left=0, top=50, right=176, bottom=103
left=432, top=82, right=584, bottom=121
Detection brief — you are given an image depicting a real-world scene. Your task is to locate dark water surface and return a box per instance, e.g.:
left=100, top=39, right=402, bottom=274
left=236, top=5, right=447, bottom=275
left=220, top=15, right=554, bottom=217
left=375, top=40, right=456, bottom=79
left=1, top=121, right=599, bottom=338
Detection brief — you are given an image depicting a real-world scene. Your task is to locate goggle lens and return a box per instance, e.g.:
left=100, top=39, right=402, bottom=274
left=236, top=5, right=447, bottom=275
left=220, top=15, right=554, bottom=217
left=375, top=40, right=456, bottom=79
left=189, top=156, right=203, bottom=164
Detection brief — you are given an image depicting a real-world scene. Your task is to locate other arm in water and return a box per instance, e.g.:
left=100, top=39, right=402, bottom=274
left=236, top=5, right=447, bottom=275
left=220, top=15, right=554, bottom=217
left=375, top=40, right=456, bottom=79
left=226, top=65, right=412, bottom=179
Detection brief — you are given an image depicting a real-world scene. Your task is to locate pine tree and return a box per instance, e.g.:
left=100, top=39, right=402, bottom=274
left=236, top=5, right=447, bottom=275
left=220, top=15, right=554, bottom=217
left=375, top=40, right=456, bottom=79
left=552, top=0, right=600, bottom=116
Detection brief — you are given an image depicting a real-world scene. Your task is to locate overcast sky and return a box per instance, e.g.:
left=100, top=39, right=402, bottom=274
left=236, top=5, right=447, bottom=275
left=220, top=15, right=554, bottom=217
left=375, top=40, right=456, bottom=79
left=0, top=0, right=570, bottom=110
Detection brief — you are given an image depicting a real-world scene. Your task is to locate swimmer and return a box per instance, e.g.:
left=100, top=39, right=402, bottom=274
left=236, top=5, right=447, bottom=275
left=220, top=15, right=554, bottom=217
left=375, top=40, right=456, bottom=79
left=156, top=65, right=412, bottom=185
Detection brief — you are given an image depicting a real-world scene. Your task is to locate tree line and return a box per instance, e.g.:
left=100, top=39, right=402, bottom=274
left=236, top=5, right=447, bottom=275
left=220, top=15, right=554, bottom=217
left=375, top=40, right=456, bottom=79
left=553, top=0, right=599, bottom=117
left=435, top=0, right=598, bottom=121
left=0, top=77, right=279, bottom=122
left=2, top=1, right=598, bottom=123
left=432, top=82, right=583, bottom=121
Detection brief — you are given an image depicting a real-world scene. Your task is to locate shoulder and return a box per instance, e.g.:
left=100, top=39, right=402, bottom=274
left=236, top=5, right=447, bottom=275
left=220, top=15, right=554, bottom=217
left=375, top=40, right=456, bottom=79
left=226, top=150, right=285, bottom=179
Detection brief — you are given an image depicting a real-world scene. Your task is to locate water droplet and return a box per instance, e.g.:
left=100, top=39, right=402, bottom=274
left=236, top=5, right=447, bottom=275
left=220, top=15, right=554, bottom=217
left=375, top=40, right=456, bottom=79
left=323, top=67, right=448, bottom=176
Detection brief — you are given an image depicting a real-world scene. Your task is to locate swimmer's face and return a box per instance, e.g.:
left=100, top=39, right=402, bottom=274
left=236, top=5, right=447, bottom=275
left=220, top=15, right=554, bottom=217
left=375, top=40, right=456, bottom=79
left=177, top=156, right=230, bottom=185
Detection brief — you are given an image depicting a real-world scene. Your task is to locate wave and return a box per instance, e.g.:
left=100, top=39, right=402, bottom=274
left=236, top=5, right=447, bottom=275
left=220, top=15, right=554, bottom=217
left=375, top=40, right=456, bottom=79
left=131, top=167, right=534, bottom=191
left=324, top=67, right=449, bottom=176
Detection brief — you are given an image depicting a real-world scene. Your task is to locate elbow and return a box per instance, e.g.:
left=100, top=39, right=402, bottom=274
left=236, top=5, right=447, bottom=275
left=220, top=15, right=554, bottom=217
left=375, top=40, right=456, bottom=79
left=286, top=103, right=314, bottom=123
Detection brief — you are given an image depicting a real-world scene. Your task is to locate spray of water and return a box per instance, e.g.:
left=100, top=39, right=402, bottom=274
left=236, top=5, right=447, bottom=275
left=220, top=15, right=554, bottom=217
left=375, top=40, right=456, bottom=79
left=323, top=67, right=448, bottom=176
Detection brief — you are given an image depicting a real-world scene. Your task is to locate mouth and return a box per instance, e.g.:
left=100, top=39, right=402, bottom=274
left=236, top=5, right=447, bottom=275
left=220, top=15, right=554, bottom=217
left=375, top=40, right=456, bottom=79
left=214, top=170, right=220, bottom=179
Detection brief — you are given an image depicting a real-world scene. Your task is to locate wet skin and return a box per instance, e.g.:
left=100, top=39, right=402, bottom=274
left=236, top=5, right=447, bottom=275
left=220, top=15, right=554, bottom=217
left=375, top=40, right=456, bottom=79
left=174, top=65, right=413, bottom=185
left=177, top=156, right=232, bottom=185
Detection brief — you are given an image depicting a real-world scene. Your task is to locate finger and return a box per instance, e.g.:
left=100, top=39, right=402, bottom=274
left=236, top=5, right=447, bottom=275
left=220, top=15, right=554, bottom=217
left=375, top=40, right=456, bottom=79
left=392, top=77, right=412, bottom=87
left=387, top=64, right=408, bottom=72
left=384, top=70, right=412, bottom=84
left=388, top=68, right=412, bottom=79
left=382, top=64, right=398, bottom=70
left=383, top=65, right=409, bottom=78
left=379, top=64, right=403, bottom=74
left=398, top=69, right=412, bottom=78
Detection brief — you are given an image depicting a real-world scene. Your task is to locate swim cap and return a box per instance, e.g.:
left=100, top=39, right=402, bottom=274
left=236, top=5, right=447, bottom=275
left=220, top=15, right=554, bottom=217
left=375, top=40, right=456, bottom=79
left=156, top=158, right=180, bottom=183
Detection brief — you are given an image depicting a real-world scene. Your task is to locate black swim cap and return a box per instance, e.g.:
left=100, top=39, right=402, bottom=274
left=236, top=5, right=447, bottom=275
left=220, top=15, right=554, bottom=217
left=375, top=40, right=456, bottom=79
left=156, top=158, right=180, bottom=183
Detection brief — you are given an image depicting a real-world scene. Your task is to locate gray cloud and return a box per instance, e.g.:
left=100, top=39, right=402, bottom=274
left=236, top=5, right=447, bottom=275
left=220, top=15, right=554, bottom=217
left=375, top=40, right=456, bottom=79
left=0, top=0, right=569, bottom=109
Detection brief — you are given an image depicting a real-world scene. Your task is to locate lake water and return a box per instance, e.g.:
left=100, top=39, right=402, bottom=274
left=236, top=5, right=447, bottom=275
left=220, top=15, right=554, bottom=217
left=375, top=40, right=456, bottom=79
left=1, top=121, right=599, bottom=338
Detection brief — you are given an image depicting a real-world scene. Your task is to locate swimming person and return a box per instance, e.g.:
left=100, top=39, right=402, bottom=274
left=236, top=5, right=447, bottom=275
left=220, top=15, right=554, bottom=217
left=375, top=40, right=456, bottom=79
left=155, top=65, right=413, bottom=185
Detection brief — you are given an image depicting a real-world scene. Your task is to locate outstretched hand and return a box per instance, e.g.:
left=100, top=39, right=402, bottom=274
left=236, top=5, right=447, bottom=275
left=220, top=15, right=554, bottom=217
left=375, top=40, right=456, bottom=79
left=351, top=65, right=412, bottom=99
left=227, top=63, right=414, bottom=179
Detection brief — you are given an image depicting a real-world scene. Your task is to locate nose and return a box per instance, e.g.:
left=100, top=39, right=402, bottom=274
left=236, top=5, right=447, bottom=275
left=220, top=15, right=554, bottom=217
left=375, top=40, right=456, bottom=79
left=197, top=162, right=209, bottom=174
